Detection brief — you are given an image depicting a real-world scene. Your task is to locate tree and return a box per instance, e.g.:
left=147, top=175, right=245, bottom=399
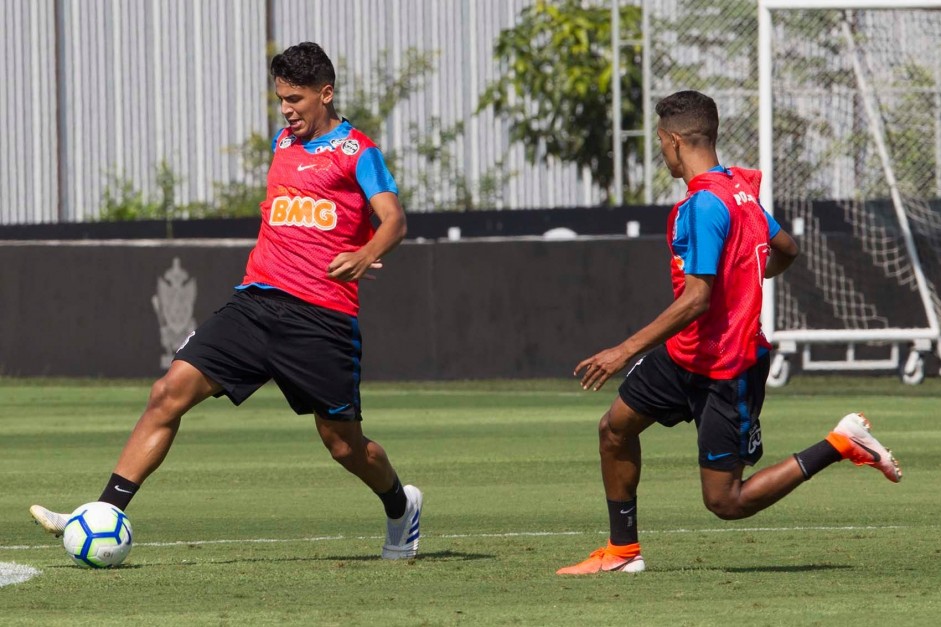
left=478, top=0, right=643, bottom=203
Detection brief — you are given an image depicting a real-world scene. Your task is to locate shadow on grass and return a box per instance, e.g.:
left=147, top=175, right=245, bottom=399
left=721, top=564, right=852, bottom=574
left=64, top=549, right=493, bottom=569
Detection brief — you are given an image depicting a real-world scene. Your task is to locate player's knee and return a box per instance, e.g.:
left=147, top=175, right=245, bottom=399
left=598, top=413, right=630, bottom=453
left=322, top=437, right=362, bottom=468
left=703, top=495, right=746, bottom=520
left=146, top=377, right=186, bottom=417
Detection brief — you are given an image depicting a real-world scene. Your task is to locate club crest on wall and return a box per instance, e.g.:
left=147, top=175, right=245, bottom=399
left=152, top=257, right=197, bottom=369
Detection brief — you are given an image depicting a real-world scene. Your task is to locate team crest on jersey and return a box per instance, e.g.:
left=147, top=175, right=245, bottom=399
left=279, top=134, right=296, bottom=149
left=313, top=138, right=347, bottom=154
left=341, top=139, right=360, bottom=155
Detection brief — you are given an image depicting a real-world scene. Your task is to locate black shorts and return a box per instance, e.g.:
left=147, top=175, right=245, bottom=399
left=617, top=344, right=770, bottom=471
left=174, top=287, right=363, bottom=420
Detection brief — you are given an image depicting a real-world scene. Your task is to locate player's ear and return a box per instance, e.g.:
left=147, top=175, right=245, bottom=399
left=320, top=84, right=335, bottom=105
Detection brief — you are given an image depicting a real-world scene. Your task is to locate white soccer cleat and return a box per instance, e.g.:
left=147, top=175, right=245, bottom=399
left=831, top=412, right=902, bottom=483
left=381, top=484, right=422, bottom=560
left=29, top=504, right=69, bottom=537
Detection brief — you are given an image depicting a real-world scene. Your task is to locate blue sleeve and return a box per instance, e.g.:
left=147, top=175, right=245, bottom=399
left=762, top=205, right=782, bottom=239
left=355, top=146, right=398, bottom=199
left=270, top=129, right=284, bottom=153
left=673, top=190, right=730, bottom=275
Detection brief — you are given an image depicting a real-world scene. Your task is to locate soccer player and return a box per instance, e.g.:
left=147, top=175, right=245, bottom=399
left=556, top=90, right=901, bottom=575
left=30, top=42, right=422, bottom=560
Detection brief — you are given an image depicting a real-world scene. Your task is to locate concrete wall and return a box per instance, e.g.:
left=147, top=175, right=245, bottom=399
left=0, top=238, right=671, bottom=380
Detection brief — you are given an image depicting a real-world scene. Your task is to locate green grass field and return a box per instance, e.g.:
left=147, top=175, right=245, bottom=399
left=1, top=377, right=940, bottom=626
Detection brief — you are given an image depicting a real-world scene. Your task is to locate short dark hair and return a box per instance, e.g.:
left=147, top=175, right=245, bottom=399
left=270, top=42, right=336, bottom=88
left=655, top=90, right=719, bottom=146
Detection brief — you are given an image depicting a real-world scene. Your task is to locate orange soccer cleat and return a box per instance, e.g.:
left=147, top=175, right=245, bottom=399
left=556, top=542, right=645, bottom=575
left=826, top=412, right=902, bottom=483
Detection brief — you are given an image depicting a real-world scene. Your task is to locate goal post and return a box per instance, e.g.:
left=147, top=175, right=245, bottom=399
left=758, top=0, right=941, bottom=383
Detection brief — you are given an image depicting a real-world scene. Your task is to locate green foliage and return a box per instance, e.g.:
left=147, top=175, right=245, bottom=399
left=335, top=49, right=438, bottom=142
left=99, top=160, right=184, bottom=236
left=478, top=0, right=643, bottom=203
left=337, top=49, right=512, bottom=211
left=209, top=132, right=272, bottom=218
left=399, top=117, right=515, bottom=211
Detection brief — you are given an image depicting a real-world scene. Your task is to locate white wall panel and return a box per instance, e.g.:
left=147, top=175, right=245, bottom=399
left=3, top=0, right=616, bottom=224
left=0, top=0, right=57, bottom=224
left=3, top=0, right=277, bottom=224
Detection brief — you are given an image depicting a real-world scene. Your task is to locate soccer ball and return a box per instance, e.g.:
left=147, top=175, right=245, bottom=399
left=62, top=502, right=133, bottom=568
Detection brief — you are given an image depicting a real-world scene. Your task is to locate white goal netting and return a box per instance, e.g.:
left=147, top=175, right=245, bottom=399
left=763, top=5, right=941, bottom=344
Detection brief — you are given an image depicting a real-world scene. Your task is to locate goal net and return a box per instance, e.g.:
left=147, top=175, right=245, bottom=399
left=759, top=1, right=941, bottom=381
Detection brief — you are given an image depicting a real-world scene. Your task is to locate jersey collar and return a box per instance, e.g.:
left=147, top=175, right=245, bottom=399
left=299, top=119, right=352, bottom=153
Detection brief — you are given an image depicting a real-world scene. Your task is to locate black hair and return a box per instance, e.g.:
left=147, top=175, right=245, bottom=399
left=270, top=42, right=336, bottom=88
left=655, top=90, right=719, bottom=146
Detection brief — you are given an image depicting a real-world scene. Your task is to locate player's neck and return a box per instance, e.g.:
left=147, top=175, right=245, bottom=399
left=307, top=112, right=343, bottom=140
left=681, top=152, right=721, bottom=184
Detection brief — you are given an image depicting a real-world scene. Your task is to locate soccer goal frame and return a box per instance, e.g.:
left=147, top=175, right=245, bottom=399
left=758, top=0, right=941, bottom=384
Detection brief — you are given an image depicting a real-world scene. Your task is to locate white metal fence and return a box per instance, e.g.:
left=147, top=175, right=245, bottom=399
left=4, top=1, right=940, bottom=226
left=2, top=0, right=622, bottom=225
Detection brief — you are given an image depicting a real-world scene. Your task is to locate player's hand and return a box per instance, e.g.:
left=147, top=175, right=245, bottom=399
left=327, top=251, right=378, bottom=282
left=343, top=259, right=384, bottom=281
left=362, top=259, right=383, bottom=281
left=575, top=346, right=631, bottom=391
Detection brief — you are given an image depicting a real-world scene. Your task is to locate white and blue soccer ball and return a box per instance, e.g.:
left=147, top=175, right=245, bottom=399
left=62, top=502, right=133, bottom=568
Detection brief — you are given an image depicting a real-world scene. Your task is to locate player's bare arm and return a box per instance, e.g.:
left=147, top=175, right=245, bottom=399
left=327, top=191, right=407, bottom=282
left=765, top=229, right=799, bottom=278
left=576, top=274, right=713, bottom=391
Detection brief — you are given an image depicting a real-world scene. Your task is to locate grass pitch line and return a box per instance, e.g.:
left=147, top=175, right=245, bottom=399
left=0, top=524, right=909, bottom=552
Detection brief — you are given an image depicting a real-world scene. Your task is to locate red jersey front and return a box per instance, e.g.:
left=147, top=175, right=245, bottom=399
left=241, top=121, right=397, bottom=316
left=664, top=167, right=776, bottom=379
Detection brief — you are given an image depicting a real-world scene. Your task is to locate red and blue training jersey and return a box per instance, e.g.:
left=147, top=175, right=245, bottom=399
left=240, top=120, right=398, bottom=316
left=664, top=166, right=780, bottom=379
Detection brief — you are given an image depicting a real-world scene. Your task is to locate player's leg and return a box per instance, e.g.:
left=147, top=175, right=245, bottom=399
left=557, top=396, right=655, bottom=574
left=699, top=459, right=804, bottom=520
left=557, top=397, right=654, bottom=574
left=29, top=361, right=220, bottom=535
left=270, top=297, right=421, bottom=558
left=315, top=415, right=422, bottom=559
left=697, top=355, right=900, bottom=521
left=315, top=415, right=398, bottom=493
left=111, top=361, right=221, bottom=484
left=558, top=346, right=688, bottom=575
left=30, top=290, right=270, bottom=536
left=700, top=412, right=901, bottom=520
left=693, top=351, right=801, bottom=519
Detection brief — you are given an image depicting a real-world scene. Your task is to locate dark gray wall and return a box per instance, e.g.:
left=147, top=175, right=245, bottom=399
left=0, top=239, right=672, bottom=379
